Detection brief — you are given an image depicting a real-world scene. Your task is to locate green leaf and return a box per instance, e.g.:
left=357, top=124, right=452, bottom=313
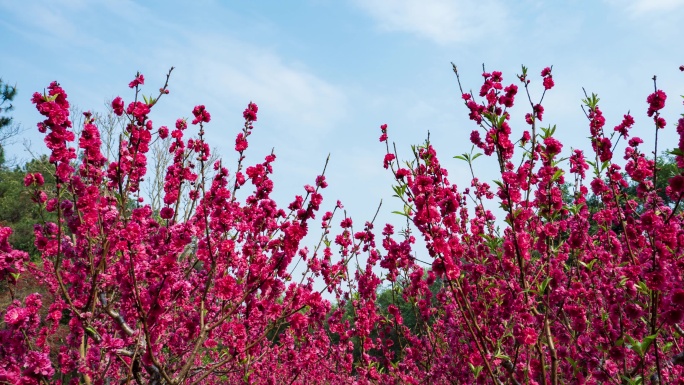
left=85, top=326, right=98, bottom=337
left=552, top=169, right=564, bottom=181
left=579, top=258, right=597, bottom=271
left=600, top=160, right=610, bottom=172
left=497, top=114, right=507, bottom=127
left=468, top=363, right=483, bottom=378
left=620, top=375, right=643, bottom=385
left=639, top=334, right=657, bottom=355
left=668, top=148, right=684, bottom=157
left=625, top=335, right=641, bottom=356
left=582, top=93, right=601, bottom=109
left=538, top=277, right=552, bottom=294
left=392, top=185, right=404, bottom=198
left=624, top=334, right=656, bottom=357
left=43, top=93, right=59, bottom=102
left=549, top=124, right=557, bottom=136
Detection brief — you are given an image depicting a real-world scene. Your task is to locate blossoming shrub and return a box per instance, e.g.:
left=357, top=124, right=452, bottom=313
left=1, top=65, right=683, bottom=384
left=367, top=65, right=684, bottom=384
left=1, top=70, right=350, bottom=384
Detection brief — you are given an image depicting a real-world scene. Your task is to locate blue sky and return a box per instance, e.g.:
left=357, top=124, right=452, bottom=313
left=1, top=0, right=684, bottom=230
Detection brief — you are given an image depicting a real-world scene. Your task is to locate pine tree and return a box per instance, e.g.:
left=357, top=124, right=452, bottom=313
left=0, top=78, right=21, bottom=168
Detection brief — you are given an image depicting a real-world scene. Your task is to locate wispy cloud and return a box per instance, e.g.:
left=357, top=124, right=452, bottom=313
left=152, top=32, right=348, bottom=143
left=0, top=0, right=101, bottom=48
left=351, top=0, right=509, bottom=44
left=0, top=0, right=349, bottom=158
left=604, top=0, right=684, bottom=14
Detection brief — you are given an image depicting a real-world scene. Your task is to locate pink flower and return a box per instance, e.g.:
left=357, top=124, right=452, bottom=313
left=23, top=173, right=34, bottom=187
left=544, top=136, right=562, bottom=155
left=672, top=289, right=684, bottom=306
left=128, top=73, right=145, bottom=88
left=111, top=96, right=125, bottom=116
left=191, top=105, right=211, bottom=125
left=646, top=89, right=666, bottom=117
left=160, top=207, right=174, bottom=219
left=383, top=153, right=395, bottom=169
left=396, top=168, right=410, bottom=179
left=534, top=104, right=544, bottom=121
left=243, top=102, right=258, bottom=121
left=521, top=327, right=538, bottom=345
left=569, top=149, right=589, bottom=178
left=289, top=312, right=308, bottom=331
left=628, top=137, right=643, bottom=147
left=470, top=130, right=482, bottom=146
left=379, top=123, right=388, bottom=142
left=176, top=118, right=187, bottom=130
left=316, top=175, right=328, bottom=188
left=235, top=133, right=248, bottom=152
left=33, top=191, right=47, bottom=203
left=541, top=67, right=554, bottom=90
left=521, top=130, right=531, bottom=144
left=24, top=351, right=55, bottom=377
left=4, top=307, right=25, bottom=326
left=664, top=309, right=684, bottom=324
left=126, top=101, right=150, bottom=119
left=158, top=126, right=169, bottom=139
left=668, top=175, right=684, bottom=193
left=613, top=113, right=635, bottom=137
left=340, top=218, right=353, bottom=228
left=235, top=171, right=245, bottom=186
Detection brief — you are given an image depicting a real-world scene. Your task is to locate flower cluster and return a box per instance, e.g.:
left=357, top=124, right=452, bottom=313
left=2, top=65, right=684, bottom=385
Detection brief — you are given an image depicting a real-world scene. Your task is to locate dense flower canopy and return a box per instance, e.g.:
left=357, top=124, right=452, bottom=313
left=1, top=66, right=684, bottom=384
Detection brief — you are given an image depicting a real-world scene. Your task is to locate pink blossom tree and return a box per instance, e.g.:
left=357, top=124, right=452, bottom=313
left=1, top=65, right=684, bottom=384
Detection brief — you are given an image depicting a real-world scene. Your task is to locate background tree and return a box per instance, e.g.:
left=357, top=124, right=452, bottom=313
left=0, top=78, right=24, bottom=167
left=0, top=156, right=57, bottom=257
left=572, top=152, right=683, bottom=234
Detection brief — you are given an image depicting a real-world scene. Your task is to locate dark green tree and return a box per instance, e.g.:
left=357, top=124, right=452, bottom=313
left=562, top=151, right=683, bottom=240
left=325, top=273, right=442, bottom=373
left=0, top=155, right=57, bottom=257
left=579, top=152, right=682, bottom=214
left=0, top=78, right=24, bottom=167
left=0, top=78, right=17, bottom=130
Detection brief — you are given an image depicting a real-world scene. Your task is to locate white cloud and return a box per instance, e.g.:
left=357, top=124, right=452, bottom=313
left=0, top=0, right=105, bottom=49
left=154, top=33, right=348, bottom=140
left=352, top=0, right=509, bottom=44
left=604, top=0, right=684, bottom=13
left=0, top=0, right=349, bottom=158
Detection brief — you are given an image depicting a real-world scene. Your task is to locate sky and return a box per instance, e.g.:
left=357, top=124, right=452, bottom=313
left=1, top=0, right=684, bottom=237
